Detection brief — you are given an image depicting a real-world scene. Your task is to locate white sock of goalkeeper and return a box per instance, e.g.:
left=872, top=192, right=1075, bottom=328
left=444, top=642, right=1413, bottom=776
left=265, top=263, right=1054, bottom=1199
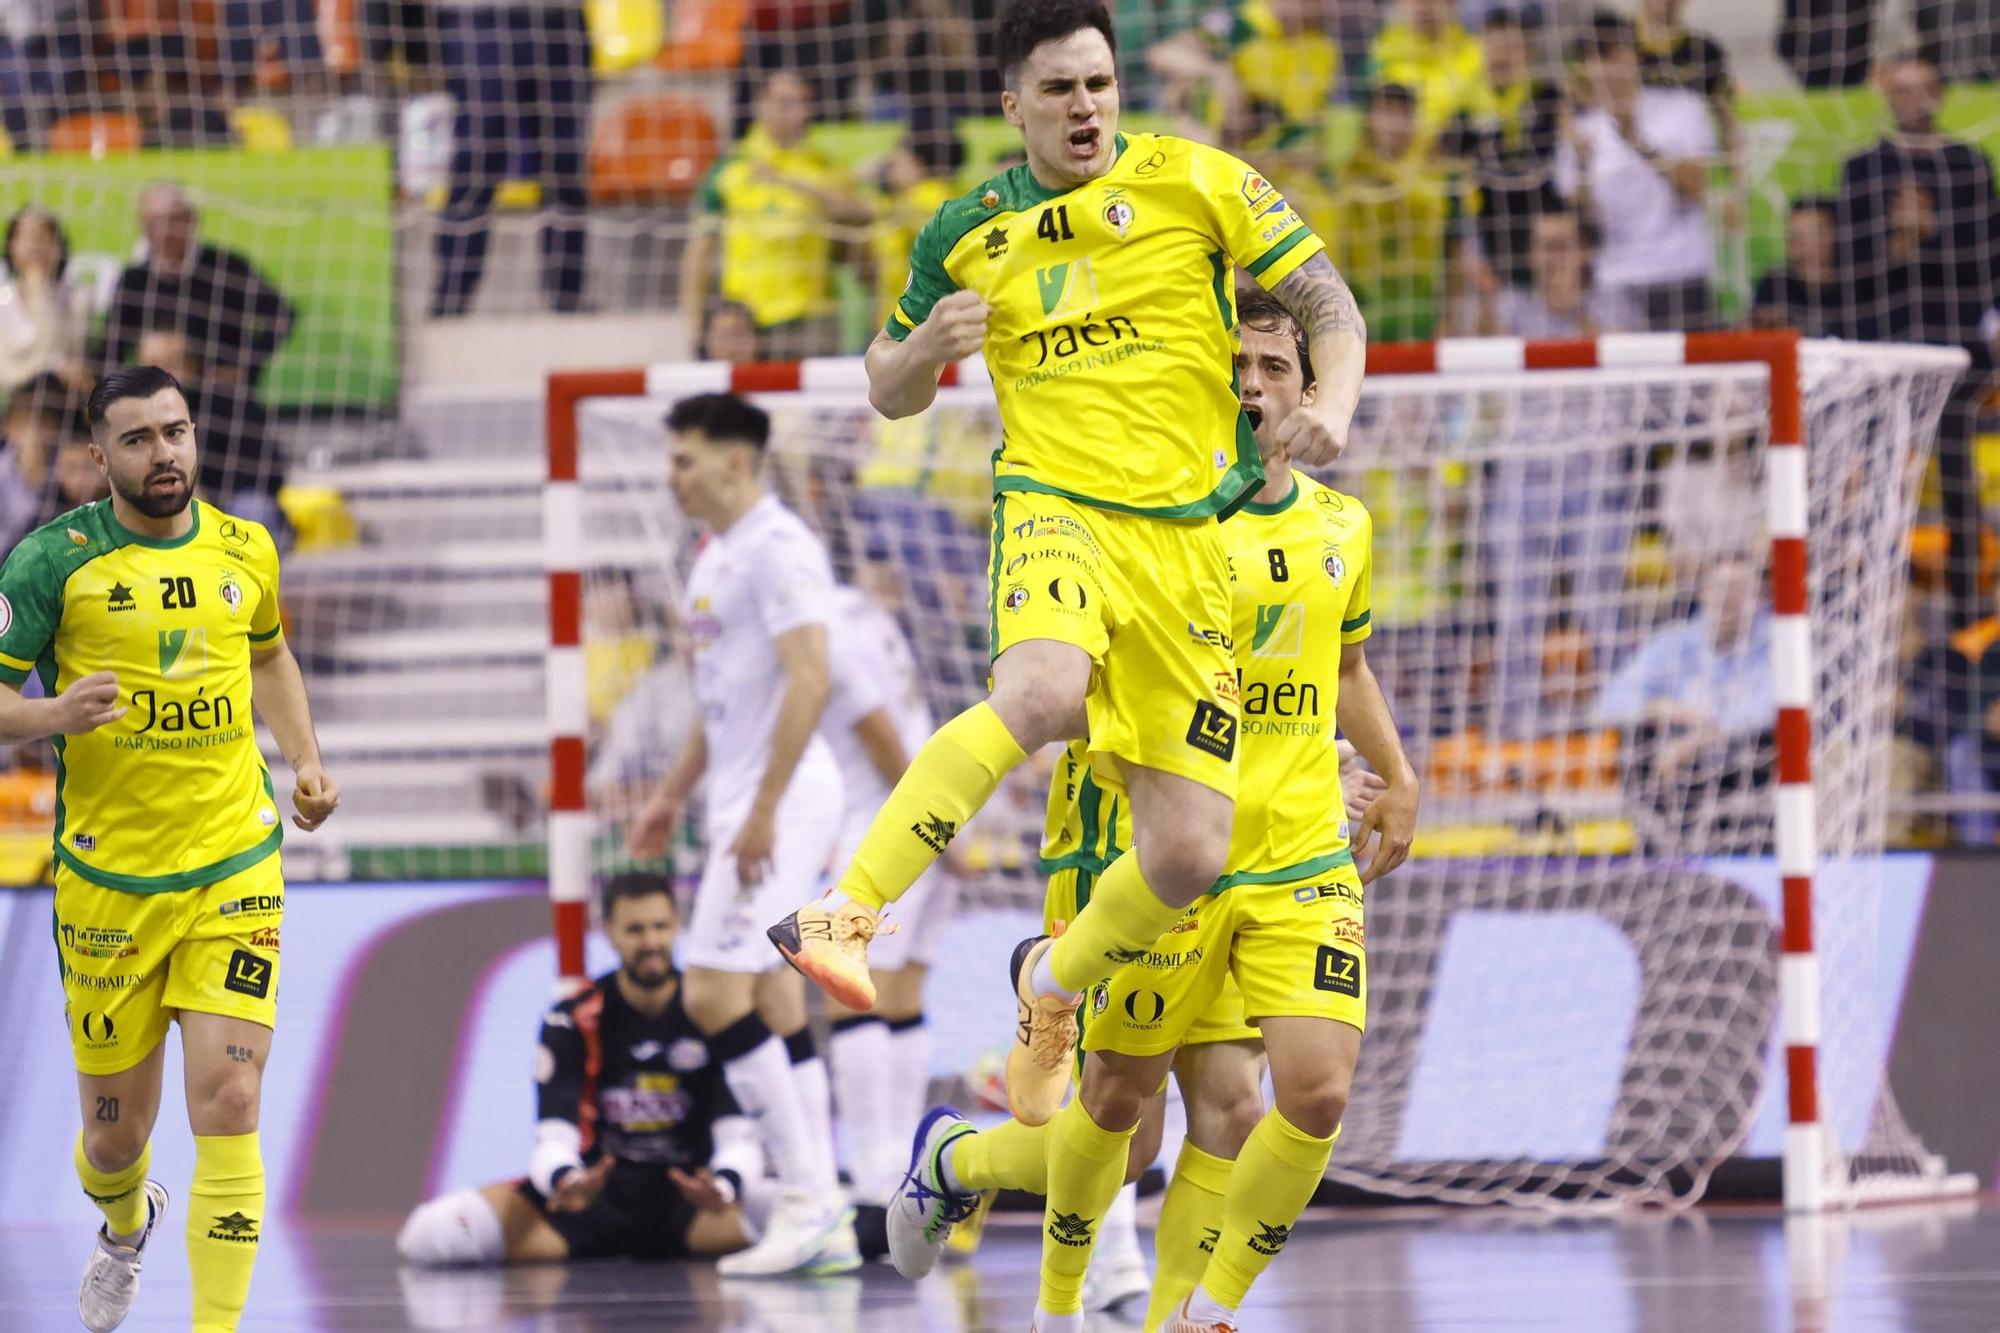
left=886, top=1013, right=932, bottom=1146
left=712, top=1014, right=836, bottom=1194
left=784, top=1028, right=839, bottom=1189
left=828, top=1014, right=895, bottom=1201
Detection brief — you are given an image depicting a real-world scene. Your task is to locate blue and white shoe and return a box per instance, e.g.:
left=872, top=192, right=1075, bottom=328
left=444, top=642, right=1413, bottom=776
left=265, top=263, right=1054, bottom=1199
left=887, top=1106, right=980, bottom=1280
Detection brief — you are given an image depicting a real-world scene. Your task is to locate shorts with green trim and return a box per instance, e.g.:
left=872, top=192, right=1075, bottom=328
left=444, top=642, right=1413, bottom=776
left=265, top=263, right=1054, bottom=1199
left=1070, top=862, right=1366, bottom=1059
left=1046, top=865, right=1257, bottom=1051
left=990, top=490, right=1239, bottom=799
left=55, top=851, right=283, bottom=1075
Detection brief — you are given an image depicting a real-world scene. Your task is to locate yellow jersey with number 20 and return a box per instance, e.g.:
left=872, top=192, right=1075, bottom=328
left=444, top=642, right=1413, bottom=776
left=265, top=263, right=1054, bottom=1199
left=887, top=132, right=1325, bottom=519
left=0, top=500, right=285, bottom=895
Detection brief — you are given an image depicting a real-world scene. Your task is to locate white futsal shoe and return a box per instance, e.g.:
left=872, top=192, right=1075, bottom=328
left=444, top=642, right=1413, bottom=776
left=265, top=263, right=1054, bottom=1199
left=886, top=1106, right=981, bottom=1279
left=1082, top=1183, right=1149, bottom=1314
left=716, top=1188, right=858, bottom=1278
left=1083, top=1249, right=1152, bottom=1315
left=78, top=1179, right=168, bottom=1332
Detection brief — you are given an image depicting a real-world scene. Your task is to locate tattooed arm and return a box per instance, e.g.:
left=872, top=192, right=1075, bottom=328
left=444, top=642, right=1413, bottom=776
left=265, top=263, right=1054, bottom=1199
left=1269, top=253, right=1367, bottom=466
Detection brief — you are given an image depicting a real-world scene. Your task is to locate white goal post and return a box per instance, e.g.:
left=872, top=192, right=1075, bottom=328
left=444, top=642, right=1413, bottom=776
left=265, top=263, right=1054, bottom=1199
left=546, top=332, right=1971, bottom=1212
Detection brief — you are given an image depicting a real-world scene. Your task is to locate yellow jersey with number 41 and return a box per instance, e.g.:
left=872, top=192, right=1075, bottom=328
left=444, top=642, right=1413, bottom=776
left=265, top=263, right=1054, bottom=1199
left=0, top=500, right=285, bottom=894
left=887, top=132, right=1325, bottom=519
left=1041, top=472, right=1374, bottom=887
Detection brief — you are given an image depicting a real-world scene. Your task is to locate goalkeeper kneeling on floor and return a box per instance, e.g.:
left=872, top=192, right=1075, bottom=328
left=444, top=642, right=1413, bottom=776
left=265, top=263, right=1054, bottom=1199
left=397, top=874, right=811, bottom=1267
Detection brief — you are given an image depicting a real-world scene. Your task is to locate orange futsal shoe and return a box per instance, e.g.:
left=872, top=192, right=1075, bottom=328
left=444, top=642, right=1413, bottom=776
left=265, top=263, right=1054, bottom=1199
left=768, top=900, right=885, bottom=1011
left=1163, top=1296, right=1240, bottom=1333
left=1004, top=928, right=1081, bottom=1126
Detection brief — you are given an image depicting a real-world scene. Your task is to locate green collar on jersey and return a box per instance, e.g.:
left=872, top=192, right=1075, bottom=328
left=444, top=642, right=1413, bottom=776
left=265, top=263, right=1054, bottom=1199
left=1238, top=476, right=1300, bottom=515
left=106, top=498, right=203, bottom=550
left=1013, top=132, right=1130, bottom=207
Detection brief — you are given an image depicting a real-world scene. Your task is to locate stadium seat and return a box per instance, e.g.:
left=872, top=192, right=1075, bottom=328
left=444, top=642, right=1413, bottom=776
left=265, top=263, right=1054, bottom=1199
left=653, top=0, right=745, bottom=71
left=231, top=105, right=294, bottom=152
left=277, top=485, right=359, bottom=552
left=1424, top=729, right=1623, bottom=797
left=588, top=0, right=663, bottom=73
left=588, top=96, right=719, bottom=204
left=46, top=112, right=143, bottom=156
left=811, top=121, right=903, bottom=171
left=319, top=0, right=361, bottom=75
left=1910, top=522, right=1998, bottom=591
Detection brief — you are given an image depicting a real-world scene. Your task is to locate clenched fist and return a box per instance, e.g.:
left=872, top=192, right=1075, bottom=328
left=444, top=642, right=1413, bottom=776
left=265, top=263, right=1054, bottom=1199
left=916, top=290, right=990, bottom=363
left=51, top=671, right=124, bottom=734
left=1274, top=397, right=1350, bottom=467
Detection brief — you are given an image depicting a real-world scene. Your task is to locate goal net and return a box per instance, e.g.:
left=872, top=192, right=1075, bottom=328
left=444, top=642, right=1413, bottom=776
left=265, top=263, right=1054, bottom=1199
left=556, top=334, right=1968, bottom=1210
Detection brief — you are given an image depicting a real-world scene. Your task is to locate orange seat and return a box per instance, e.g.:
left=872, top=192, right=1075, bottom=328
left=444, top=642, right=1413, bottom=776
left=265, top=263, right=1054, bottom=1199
left=318, top=0, right=361, bottom=76
left=654, top=0, right=745, bottom=71
left=1910, top=521, right=1998, bottom=591
left=47, top=112, right=144, bottom=156
left=1424, top=728, right=1624, bottom=797
left=0, top=768, right=57, bottom=823
left=589, top=96, right=720, bottom=204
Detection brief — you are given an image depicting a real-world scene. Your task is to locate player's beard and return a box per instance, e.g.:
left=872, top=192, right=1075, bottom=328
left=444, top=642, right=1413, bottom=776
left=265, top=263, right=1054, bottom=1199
left=622, top=949, right=674, bottom=990
left=118, top=466, right=193, bottom=519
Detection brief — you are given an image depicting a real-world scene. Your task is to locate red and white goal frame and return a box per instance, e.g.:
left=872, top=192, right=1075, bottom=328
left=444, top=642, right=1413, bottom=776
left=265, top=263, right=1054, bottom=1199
left=546, top=329, right=1843, bottom=1208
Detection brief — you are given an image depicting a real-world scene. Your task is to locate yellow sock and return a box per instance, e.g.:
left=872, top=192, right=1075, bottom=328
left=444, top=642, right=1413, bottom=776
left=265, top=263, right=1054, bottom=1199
left=187, top=1132, right=265, bottom=1333
left=1143, top=1141, right=1233, bottom=1332
left=1045, top=852, right=1188, bottom=995
left=949, top=1117, right=1049, bottom=1193
left=1198, top=1110, right=1335, bottom=1312
left=75, top=1132, right=151, bottom=1238
left=836, top=702, right=1025, bottom=911
left=1039, top=1098, right=1136, bottom=1315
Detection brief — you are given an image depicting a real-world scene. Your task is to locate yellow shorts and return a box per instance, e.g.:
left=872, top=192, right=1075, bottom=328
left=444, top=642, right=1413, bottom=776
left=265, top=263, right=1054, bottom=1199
left=1078, top=864, right=1367, bottom=1059
left=1046, top=866, right=1256, bottom=1048
left=990, top=491, right=1239, bottom=797
left=55, top=853, right=284, bottom=1075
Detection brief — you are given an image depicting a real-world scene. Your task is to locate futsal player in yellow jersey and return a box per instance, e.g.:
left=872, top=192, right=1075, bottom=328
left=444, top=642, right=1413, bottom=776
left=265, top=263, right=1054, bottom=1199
left=0, top=367, right=339, bottom=1333
left=769, top=0, right=1369, bottom=1131
left=884, top=294, right=1418, bottom=1333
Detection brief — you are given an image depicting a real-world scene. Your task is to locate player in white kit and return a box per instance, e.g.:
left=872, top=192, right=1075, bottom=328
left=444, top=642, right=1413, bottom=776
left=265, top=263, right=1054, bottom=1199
left=628, top=393, right=855, bottom=1277
left=819, top=575, right=959, bottom=1204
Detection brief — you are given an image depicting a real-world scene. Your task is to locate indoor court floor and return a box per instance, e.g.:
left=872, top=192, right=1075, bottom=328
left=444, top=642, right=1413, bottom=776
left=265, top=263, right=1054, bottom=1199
left=4, top=1200, right=1999, bottom=1331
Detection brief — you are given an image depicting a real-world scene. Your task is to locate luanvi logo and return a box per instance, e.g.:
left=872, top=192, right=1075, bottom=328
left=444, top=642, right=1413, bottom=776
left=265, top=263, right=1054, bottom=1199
left=911, top=812, right=957, bottom=854
left=206, top=1211, right=260, bottom=1243
left=1047, top=1211, right=1095, bottom=1247
left=1247, top=1220, right=1291, bottom=1256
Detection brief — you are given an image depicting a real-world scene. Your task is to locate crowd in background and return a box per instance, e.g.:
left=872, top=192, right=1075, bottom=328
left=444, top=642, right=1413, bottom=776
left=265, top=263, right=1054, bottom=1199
left=0, top=187, right=295, bottom=550
left=0, top=0, right=1996, bottom=841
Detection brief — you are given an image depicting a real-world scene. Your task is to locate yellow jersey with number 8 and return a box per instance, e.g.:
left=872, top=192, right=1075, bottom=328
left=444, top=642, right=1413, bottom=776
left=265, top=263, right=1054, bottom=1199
left=1042, top=473, right=1374, bottom=886
left=887, top=132, right=1325, bottom=519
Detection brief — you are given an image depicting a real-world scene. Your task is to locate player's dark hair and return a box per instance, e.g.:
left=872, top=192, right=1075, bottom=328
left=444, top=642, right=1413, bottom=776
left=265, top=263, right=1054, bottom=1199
left=5, top=370, right=73, bottom=426
left=1371, top=82, right=1419, bottom=111
left=1237, top=290, right=1314, bottom=389
left=601, top=871, right=676, bottom=920
left=1578, top=8, right=1636, bottom=59
left=3, top=204, right=70, bottom=280
left=665, top=392, right=770, bottom=451
left=1789, top=194, right=1836, bottom=217
left=701, top=303, right=759, bottom=360
left=86, top=365, right=184, bottom=433
left=996, top=0, right=1116, bottom=86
